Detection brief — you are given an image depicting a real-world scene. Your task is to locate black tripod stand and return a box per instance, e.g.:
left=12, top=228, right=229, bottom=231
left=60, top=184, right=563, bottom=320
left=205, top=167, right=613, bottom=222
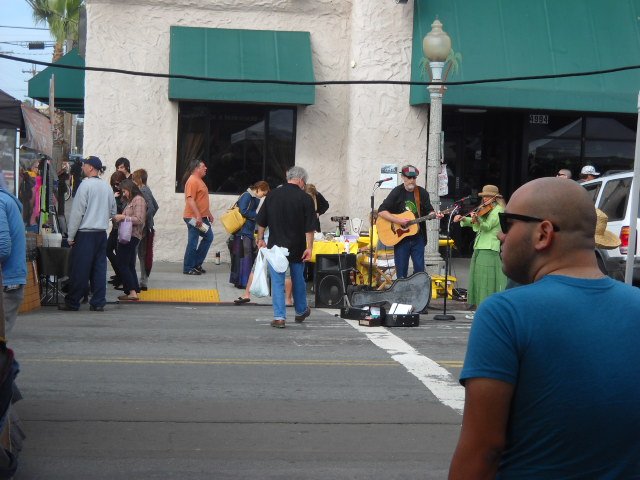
left=368, top=181, right=382, bottom=289
left=433, top=203, right=460, bottom=321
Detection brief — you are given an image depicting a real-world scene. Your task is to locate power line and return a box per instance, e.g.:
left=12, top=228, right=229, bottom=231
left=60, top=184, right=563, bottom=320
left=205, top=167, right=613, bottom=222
left=0, top=25, right=50, bottom=31
left=1, top=51, right=639, bottom=87
left=0, top=41, right=55, bottom=47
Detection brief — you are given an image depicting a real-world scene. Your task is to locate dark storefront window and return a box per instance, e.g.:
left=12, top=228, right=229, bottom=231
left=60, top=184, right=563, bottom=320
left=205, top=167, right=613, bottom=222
left=175, top=103, right=296, bottom=194
left=525, top=114, right=635, bottom=180
left=526, top=116, right=582, bottom=180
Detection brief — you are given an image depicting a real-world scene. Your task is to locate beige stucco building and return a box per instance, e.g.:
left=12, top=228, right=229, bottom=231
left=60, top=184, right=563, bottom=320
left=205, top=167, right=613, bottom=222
left=83, top=0, right=427, bottom=262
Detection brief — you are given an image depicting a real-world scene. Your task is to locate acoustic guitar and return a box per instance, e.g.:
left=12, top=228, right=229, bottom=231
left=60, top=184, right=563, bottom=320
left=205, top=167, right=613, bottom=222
left=376, top=208, right=452, bottom=247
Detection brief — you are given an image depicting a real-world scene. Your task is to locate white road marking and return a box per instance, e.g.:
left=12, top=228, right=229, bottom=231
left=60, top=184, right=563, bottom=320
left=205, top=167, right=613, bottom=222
left=344, top=319, right=465, bottom=414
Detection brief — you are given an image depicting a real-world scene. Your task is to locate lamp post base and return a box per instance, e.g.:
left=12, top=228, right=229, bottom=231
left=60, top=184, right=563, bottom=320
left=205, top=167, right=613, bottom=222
left=424, top=258, right=445, bottom=277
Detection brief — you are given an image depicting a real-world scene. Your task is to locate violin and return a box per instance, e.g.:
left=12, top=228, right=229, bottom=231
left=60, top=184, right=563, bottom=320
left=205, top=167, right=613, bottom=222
left=473, top=201, right=495, bottom=217
left=455, top=195, right=498, bottom=223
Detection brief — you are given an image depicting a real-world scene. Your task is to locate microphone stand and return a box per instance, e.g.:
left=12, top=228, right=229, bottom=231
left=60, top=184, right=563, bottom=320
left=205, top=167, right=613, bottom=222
left=368, top=182, right=381, bottom=289
left=433, top=203, right=459, bottom=321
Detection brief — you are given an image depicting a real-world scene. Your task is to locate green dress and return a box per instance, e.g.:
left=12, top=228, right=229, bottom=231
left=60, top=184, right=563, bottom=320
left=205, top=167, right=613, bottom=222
left=459, top=204, right=507, bottom=306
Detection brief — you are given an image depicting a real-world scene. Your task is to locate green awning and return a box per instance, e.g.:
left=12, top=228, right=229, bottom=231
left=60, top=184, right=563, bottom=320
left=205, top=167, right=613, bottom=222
left=169, top=26, right=315, bottom=105
left=410, top=0, right=640, bottom=113
left=28, top=48, right=84, bottom=114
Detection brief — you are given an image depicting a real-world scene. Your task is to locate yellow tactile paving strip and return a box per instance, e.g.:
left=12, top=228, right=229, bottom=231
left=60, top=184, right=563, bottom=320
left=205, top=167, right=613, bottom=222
left=137, top=289, right=220, bottom=303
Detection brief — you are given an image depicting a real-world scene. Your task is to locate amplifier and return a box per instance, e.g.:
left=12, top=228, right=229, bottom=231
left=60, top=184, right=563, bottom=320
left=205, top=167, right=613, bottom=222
left=314, top=254, right=357, bottom=308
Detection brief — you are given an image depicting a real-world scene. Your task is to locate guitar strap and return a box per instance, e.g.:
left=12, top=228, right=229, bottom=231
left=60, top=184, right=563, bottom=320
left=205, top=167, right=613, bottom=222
left=414, top=188, right=421, bottom=218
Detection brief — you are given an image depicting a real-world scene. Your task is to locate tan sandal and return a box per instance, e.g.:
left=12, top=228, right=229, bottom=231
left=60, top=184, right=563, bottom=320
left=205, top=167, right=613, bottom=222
left=118, top=294, right=139, bottom=301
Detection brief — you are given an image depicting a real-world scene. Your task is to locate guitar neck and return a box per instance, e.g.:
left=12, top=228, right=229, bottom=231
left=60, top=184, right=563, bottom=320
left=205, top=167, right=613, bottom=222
left=406, top=208, right=450, bottom=226
left=406, top=212, right=436, bottom=226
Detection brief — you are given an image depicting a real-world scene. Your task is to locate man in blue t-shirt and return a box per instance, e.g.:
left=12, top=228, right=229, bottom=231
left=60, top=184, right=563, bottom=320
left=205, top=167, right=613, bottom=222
left=449, top=177, right=640, bottom=479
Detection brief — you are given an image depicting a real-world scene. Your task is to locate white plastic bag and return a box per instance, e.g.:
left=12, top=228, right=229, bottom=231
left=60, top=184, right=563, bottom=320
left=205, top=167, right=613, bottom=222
left=262, top=245, right=290, bottom=273
left=118, top=217, right=132, bottom=244
left=250, top=249, right=270, bottom=297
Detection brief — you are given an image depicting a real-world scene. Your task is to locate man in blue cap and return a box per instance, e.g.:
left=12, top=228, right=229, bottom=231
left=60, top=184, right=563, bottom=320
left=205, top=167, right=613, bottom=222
left=60, top=156, right=117, bottom=311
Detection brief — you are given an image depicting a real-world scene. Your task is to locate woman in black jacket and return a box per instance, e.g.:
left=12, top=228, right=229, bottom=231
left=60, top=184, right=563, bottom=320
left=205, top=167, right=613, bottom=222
left=305, top=183, right=329, bottom=232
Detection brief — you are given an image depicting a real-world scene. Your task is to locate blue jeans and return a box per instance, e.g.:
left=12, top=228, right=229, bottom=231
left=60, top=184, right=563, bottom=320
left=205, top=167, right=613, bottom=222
left=117, top=236, right=140, bottom=295
left=67, top=231, right=108, bottom=309
left=183, top=218, right=213, bottom=272
left=394, top=234, right=425, bottom=278
left=268, top=261, right=307, bottom=320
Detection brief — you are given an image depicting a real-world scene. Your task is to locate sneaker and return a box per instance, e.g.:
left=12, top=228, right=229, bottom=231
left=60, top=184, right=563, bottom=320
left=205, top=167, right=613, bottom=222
left=184, top=269, right=201, bottom=275
left=89, top=305, right=104, bottom=312
left=140, top=285, right=148, bottom=291
left=271, top=319, right=286, bottom=328
left=294, top=307, right=311, bottom=323
left=195, top=265, right=206, bottom=274
left=465, top=312, right=475, bottom=320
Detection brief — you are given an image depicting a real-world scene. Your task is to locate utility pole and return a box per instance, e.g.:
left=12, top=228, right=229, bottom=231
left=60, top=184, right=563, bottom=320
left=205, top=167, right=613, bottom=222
left=21, top=65, right=39, bottom=77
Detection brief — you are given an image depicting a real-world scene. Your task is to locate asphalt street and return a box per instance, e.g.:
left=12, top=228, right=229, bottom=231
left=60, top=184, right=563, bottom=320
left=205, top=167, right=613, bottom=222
left=9, top=263, right=472, bottom=479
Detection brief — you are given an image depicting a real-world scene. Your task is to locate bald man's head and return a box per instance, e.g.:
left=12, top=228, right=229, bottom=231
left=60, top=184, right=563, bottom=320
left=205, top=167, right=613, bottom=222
left=510, top=178, right=596, bottom=248
left=500, top=178, right=596, bottom=283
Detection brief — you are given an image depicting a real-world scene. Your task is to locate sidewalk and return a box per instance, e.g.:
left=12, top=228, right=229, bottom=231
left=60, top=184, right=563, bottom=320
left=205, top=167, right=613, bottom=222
left=105, top=257, right=472, bottom=313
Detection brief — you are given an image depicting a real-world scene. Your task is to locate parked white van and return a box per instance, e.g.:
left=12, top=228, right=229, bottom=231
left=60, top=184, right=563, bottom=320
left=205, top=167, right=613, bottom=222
left=582, top=171, right=640, bottom=285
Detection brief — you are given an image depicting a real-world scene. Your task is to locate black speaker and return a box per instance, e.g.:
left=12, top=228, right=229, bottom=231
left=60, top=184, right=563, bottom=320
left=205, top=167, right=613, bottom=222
left=314, top=254, right=357, bottom=308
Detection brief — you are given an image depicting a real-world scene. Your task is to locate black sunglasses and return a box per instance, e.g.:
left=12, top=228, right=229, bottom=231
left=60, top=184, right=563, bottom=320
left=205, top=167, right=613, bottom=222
left=498, top=212, right=561, bottom=234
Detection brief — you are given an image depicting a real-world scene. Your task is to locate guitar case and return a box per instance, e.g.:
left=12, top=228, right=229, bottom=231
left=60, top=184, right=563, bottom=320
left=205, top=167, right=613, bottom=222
left=350, top=272, right=431, bottom=313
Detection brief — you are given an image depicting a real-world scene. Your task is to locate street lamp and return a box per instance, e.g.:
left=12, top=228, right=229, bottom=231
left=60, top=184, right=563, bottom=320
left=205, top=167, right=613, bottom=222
left=423, top=18, right=452, bottom=275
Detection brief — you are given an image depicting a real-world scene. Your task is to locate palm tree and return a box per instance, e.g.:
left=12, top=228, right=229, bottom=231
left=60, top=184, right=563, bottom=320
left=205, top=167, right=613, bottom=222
left=25, top=0, right=83, bottom=61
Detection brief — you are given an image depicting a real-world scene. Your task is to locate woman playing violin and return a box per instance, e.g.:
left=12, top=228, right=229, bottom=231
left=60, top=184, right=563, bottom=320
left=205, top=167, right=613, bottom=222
left=453, top=185, right=507, bottom=318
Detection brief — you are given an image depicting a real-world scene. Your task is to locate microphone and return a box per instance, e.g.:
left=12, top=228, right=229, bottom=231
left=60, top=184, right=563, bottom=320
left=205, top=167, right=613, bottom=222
left=453, top=195, right=470, bottom=204
left=375, top=177, right=393, bottom=185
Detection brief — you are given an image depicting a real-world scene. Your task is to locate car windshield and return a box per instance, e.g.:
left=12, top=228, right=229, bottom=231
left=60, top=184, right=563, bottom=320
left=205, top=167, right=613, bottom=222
left=598, top=178, right=634, bottom=221
left=583, top=183, right=601, bottom=204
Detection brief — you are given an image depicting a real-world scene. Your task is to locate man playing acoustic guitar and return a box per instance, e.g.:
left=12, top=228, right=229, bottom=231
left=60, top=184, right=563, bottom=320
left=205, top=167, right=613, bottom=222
left=377, top=165, right=443, bottom=278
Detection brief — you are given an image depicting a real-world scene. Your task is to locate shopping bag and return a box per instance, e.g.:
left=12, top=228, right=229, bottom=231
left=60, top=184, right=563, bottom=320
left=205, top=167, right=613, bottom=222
left=118, top=217, right=132, bottom=244
left=262, top=245, right=290, bottom=273
left=220, top=205, right=246, bottom=234
left=249, top=248, right=270, bottom=297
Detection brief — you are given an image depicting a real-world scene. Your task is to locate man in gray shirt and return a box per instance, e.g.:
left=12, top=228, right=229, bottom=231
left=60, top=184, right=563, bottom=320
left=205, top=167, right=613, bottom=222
left=60, top=156, right=116, bottom=311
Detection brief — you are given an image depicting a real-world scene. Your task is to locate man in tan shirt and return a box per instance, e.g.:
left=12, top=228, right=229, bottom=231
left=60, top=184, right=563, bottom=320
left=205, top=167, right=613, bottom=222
left=182, top=160, right=213, bottom=275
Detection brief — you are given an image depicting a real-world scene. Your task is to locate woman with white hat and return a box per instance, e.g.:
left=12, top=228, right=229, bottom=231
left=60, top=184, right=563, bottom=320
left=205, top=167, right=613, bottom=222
left=453, top=185, right=508, bottom=317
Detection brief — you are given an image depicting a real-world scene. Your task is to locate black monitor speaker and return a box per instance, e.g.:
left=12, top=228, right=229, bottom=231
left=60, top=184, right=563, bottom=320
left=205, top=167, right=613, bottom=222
left=314, top=254, right=357, bottom=308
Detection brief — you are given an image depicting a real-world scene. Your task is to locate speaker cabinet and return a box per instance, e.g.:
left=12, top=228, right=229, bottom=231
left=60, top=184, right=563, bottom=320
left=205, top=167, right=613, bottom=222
left=314, top=254, right=357, bottom=308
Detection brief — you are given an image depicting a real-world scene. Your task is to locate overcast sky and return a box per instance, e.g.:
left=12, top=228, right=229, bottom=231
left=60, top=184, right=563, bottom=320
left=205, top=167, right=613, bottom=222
left=0, top=0, right=55, bottom=100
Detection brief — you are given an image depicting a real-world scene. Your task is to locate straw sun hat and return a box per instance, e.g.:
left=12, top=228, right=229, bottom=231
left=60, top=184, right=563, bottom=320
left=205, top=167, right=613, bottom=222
left=594, top=208, right=621, bottom=249
left=478, top=185, right=502, bottom=198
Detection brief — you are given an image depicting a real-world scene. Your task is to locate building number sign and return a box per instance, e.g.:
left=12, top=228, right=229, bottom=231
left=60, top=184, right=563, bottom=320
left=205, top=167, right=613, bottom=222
left=529, top=114, right=549, bottom=125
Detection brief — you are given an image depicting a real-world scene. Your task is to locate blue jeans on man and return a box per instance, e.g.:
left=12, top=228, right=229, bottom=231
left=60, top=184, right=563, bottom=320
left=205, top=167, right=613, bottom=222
left=268, top=261, right=307, bottom=320
left=183, top=218, right=213, bottom=273
left=394, top=234, right=425, bottom=278
left=66, top=231, right=108, bottom=309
